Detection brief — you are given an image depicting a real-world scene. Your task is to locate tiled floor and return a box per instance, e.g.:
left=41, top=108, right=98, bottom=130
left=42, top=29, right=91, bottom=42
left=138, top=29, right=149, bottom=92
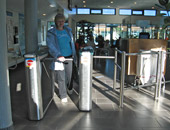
left=9, top=56, right=170, bottom=130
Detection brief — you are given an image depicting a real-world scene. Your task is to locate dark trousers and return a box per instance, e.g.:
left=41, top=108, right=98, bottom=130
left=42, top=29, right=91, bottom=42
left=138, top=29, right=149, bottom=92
left=55, top=60, right=73, bottom=99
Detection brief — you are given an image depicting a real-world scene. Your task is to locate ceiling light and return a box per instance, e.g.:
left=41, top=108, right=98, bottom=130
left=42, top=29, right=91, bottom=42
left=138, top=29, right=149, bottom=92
left=111, top=1, right=113, bottom=4
left=84, top=5, right=86, bottom=7
left=49, top=4, right=56, bottom=7
left=134, top=2, right=137, bottom=4
left=83, top=1, right=86, bottom=3
left=108, top=6, right=110, bottom=7
left=43, top=14, right=46, bottom=16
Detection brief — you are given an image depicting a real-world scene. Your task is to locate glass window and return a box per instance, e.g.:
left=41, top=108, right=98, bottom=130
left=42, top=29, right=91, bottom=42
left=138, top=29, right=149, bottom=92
left=47, top=21, right=55, bottom=30
left=105, top=26, right=111, bottom=40
left=131, top=25, right=142, bottom=38
left=6, top=11, right=13, bottom=16
left=93, top=24, right=99, bottom=44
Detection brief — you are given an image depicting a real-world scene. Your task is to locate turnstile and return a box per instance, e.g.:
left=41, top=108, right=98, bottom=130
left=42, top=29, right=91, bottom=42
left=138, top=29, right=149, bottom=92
left=79, top=47, right=93, bottom=111
left=25, top=51, right=53, bottom=120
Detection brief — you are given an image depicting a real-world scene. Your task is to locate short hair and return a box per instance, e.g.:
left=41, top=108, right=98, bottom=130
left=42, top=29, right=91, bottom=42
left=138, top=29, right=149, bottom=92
left=54, top=14, right=65, bottom=24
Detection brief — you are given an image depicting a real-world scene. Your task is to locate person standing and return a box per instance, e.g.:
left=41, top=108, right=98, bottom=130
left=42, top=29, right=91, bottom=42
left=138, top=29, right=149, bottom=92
left=87, top=36, right=96, bottom=49
left=46, top=14, right=77, bottom=103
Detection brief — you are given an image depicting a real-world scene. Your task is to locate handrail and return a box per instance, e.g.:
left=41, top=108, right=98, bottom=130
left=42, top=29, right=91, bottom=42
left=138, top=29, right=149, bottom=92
left=43, top=58, right=73, bottom=61
left=114, top=48, right=123, bottom=54
left=93, top=56, right=115, bottom=59
left=127, top=51, right=158, bottom=56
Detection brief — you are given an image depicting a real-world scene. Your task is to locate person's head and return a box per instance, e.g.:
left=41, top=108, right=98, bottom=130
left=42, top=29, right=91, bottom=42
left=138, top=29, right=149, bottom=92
left=106, top=40, right=109, bottom=43
left=89, top=36, right=94, bottom=41
left=54, top=14, right=65, bottom=29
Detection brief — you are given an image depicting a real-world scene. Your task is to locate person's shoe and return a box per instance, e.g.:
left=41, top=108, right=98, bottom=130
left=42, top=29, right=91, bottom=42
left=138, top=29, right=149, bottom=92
left=67, top=89, right=73, bottom=95
left=61, top=97, right=68, bottom=103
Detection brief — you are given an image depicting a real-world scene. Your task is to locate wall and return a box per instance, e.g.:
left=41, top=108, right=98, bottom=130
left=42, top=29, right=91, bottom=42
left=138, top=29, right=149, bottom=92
left=6, top=9, right=48, bottom=53
left=6, top=10, right=19, bottom=50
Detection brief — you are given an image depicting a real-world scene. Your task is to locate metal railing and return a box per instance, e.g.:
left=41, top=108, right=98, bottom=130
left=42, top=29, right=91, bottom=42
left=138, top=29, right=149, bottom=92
left=41, top=48, right=169, bottom=110
left=113, top=48, right=166, bottom=108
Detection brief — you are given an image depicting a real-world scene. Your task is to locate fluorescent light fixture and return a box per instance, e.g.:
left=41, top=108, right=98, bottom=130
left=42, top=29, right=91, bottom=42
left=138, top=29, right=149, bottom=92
left=49, top=4, right=56, bottom=7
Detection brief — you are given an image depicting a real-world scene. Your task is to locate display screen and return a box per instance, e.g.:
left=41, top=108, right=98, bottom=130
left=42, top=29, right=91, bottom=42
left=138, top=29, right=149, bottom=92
left=119, top=9, right=132, bottom=15
left=160, top=10, right=170, bottom=16
left=69, top=8, right=76, bottom=14
left=77, top=8, right=90, bottom=14
left=102, top=9, right=116, bottom=15
left=139, top=34, right=149, bottom=39
left=139, top=32, right=150, bottom=39
left=91, top=9, right=102, bottom=14
left=144, top=10, right=156, bottom=16
left=132, top=10, right=143, bottom=15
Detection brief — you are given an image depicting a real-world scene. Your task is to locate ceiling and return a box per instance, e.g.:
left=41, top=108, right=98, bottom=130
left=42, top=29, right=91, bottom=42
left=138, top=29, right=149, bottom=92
left=6, top=0, right=166, bottom=19
left=73, top=0, right=162, bottom=10
left=6, top=0, right=59, bottom=19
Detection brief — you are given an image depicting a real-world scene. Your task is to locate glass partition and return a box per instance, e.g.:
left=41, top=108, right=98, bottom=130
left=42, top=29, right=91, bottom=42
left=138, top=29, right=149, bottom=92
left=76, top=22, right=167, bottom=46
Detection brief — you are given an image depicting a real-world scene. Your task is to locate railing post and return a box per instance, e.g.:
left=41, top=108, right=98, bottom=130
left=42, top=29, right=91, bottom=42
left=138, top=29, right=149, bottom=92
left=120, top=51, right=126, bottom=108
left=155, top=51, right=161, bottom=100
left=51, top=70, right=55, bottom=95
left=158, top=51, right=164, bottom=98
left=113, top=48, right=117, bottom=90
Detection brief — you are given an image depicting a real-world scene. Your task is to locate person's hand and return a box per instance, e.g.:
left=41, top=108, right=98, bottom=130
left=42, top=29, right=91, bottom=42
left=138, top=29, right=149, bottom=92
left=57, top=56, right=65, bottom=62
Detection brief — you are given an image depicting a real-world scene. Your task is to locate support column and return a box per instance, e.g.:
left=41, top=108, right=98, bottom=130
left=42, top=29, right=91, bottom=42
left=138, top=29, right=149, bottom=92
left=0, top=0, right=14, bottom=130
left=24, top=0, right=38, bottom=54
left=110, top=26, right=113, bottom=44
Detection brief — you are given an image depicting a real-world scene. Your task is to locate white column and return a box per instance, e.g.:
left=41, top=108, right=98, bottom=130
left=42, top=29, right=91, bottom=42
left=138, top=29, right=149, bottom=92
left=24, top=0, right=38, bottom=54
left=0, top=0, right=14, bottom=129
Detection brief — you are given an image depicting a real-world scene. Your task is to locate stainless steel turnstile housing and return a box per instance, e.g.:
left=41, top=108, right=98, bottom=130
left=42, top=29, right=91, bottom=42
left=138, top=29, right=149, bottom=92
left=25, top=51, right=53, bottom=120
left=79, top=47, right=93, bottom=111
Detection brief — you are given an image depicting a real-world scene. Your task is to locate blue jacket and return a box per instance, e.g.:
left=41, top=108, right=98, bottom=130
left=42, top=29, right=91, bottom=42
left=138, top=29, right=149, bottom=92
left=46, top=25, right=77, bottom=70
